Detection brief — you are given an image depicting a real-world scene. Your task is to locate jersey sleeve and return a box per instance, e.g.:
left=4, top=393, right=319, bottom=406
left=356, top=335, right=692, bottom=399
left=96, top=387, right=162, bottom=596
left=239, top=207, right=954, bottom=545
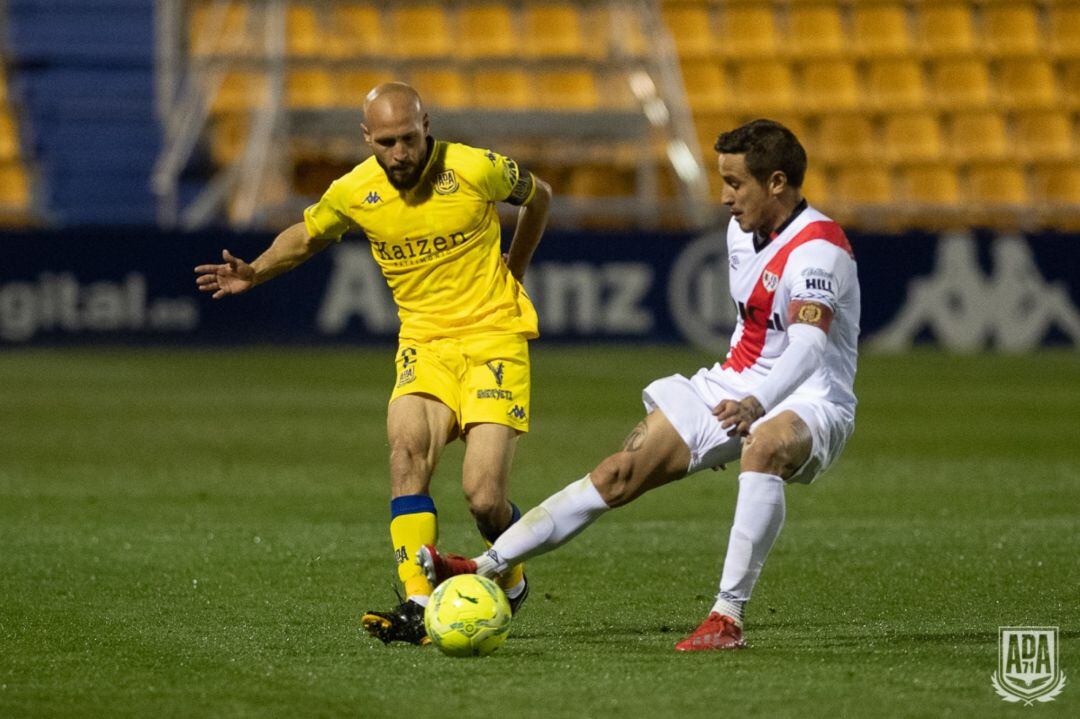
left=476, top=149, right=537, bottom=206
left=303, top=179, right=357, bottom=241
left=785, top=241, right=852, bottom=312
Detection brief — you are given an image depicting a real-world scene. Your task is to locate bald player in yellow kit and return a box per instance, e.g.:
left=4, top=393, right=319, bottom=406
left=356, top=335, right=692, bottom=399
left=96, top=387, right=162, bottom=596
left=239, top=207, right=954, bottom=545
left=194, top=83, right=552, bottom=645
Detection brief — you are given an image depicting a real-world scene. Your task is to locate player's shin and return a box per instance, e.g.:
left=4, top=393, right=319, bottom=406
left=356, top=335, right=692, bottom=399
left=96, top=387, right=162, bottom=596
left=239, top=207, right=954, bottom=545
left=714, top=472, right=786, bottom=627
left=476, top=502, right=527, bottom=599
left=389, top=494, right=438, bottom=605
left=476, top=476, right=610, bottom=576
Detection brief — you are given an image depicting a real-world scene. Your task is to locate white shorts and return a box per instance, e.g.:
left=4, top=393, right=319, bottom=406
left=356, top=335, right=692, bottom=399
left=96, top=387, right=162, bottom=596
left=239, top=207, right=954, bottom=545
left=641, top=369, right=855, bottom=483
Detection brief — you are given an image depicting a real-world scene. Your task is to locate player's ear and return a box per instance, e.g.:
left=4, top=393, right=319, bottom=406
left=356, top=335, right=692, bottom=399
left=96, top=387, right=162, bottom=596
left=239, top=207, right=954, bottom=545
left=768, top=170, right=788, bottom=197
left=422, top=113, right=430, bottom=136
left=361, top=123, right=371, bottom=144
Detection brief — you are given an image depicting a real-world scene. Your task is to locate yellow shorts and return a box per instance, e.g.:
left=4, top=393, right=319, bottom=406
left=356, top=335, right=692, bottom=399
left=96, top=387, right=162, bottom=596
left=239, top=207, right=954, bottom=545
left=389, top=334, right=531, bottom=433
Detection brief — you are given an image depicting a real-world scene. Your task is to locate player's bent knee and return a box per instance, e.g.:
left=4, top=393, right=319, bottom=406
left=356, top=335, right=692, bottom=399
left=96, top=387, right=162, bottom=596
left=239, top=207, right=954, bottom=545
left=740, top=430, right=807, bottom=479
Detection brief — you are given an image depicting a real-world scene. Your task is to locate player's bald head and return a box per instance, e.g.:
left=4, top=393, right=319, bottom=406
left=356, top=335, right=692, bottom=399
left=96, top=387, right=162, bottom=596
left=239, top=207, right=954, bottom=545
left=363, top=82, right=425, bottom=127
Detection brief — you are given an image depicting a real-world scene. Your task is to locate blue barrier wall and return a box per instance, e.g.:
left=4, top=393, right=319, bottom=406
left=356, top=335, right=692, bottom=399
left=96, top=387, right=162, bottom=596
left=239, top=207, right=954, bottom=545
left=3, top=227, right=1079, bottom=350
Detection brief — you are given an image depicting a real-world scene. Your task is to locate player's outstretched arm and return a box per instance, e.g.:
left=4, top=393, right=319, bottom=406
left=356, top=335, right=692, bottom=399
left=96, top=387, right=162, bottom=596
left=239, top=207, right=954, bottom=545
left=504, top=177, right=551, bottom=281
left=193, top=222, right=333, bottom=299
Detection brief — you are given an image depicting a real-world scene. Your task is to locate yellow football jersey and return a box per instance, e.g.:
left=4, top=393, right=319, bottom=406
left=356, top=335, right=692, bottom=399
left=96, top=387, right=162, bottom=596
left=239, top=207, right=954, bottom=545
left=303, top=139, right=539, bottom=342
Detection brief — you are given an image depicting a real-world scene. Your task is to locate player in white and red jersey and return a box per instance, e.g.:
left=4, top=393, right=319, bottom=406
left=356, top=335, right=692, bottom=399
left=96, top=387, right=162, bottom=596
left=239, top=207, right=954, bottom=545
left=419, top=119, right=860, bottom=651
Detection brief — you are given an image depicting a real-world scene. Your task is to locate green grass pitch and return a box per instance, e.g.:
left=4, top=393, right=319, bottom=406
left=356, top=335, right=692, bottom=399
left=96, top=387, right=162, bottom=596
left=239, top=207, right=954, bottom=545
left=1, top=346, right=1077, bottom=718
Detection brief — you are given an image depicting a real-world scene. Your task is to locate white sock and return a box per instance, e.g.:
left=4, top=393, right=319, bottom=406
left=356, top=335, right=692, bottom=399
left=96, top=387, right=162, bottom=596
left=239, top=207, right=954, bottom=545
left=473, top=475, right=610, bottom=577
left=713, top=471, right=786, bottom=625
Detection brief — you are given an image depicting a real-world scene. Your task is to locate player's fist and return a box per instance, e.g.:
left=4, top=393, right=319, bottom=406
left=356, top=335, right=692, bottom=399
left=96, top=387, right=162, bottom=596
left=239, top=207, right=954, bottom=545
left=194, top=249, right=256, bottom=299
left=712, top=396, right=765, bottom=438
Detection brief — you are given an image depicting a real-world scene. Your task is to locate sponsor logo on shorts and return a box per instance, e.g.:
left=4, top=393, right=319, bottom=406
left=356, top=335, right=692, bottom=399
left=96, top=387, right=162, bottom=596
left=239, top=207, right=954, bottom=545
left=507, top=404, right=527, bottom=421
left=397, top=365, right=415, bottom=387
left=477, top=388, right=514, bottom=400
left=485, top=361, right=505, bottom=386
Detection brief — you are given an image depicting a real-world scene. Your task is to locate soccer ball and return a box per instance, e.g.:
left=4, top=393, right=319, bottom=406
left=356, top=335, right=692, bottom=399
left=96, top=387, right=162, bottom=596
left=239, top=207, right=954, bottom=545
left=424, top=574, right=512, bottom=657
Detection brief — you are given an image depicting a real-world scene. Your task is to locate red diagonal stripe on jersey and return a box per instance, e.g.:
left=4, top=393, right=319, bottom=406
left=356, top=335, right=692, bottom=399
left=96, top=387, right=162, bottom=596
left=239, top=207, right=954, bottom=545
left=723, top=221, right=852, bottom=372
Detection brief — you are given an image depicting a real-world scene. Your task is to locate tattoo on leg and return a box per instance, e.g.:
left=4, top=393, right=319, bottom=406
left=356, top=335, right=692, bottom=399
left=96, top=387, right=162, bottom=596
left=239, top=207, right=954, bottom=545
left=622, top=421, right=647, bottom=452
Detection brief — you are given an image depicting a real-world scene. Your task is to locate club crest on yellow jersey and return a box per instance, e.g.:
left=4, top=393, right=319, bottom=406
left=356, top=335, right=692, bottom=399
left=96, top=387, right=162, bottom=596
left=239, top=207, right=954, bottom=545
left=434, top=170, right=459, bottom=195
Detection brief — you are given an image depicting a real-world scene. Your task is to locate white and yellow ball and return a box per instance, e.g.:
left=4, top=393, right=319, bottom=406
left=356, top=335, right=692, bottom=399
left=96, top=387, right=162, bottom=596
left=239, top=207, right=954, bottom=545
left=424, top=574, right=512, bottom=657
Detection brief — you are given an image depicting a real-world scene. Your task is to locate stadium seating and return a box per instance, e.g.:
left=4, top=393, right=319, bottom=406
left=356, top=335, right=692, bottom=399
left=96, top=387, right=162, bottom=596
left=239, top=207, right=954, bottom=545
left=916, top=2, right=976, bottom=56
left=883, top=114, right=943, bottom=164
left=997, top=59, right=1059, bottom=109
left=1013, top=111, right=1075, bottom=162
left=661, top=3, right=716, bottom=59
left=1048, top=2, right=1080, bottom=58
left=718, top=3, right=777, bottom=58
left=865, top=59, right=927, bottom=112
left=851, top=2, right=911, bottom=58
left=982, top=1, right=1042, bottom=56
left=458, top=4, right=516, bottom=59
left=786, top=4, right=844, bottom=58
left=968, top=162, right=1029, bottom=205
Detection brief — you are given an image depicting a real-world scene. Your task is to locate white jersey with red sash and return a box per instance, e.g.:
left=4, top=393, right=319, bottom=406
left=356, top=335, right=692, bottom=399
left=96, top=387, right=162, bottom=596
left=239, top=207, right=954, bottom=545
left=714, top=205, right=859, bottom=412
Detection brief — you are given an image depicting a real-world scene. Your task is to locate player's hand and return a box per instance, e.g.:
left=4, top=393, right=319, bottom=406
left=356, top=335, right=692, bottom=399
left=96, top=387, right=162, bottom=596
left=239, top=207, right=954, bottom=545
left=712, top=396, right=765, bottom=438
left=194, top=249, right=255, bottom=299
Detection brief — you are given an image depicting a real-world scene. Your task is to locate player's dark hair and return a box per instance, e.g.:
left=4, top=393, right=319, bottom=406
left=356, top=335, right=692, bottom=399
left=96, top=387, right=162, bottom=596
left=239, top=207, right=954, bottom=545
left=714, top=119, right=807, bottom=189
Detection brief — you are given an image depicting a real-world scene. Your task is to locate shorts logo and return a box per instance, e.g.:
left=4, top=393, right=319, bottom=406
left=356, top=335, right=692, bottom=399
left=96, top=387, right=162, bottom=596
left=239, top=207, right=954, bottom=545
left=434, top=170, right=459, bottom=195
left=364, top=191, right=381, bottom=204
left=485, top=361, right=505, bottom=386
left=761, top=270, right=780, bottom=293
left=477, top=389, right=514, bottom=400
left=992, top=627, right=1067, bottom=704
left=397, top=366, right=415, bottom=387
left=508, top=404, right=527, bottom=421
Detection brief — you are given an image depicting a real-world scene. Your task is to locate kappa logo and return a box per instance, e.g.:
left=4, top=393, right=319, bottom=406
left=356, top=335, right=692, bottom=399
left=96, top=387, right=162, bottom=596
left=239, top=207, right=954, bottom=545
left=434, top=170, right=459, bottom=195
left=364, top=191, right=381, bottom=204
left=507, top=404, right=527, bottom=421
left=992, top=627, right=1067, bottom=705
left=485, top=361, right=505, bottom=386
left=871, top=233, right=1080, bottom=352
left=761, top=269, right=780, bottom=293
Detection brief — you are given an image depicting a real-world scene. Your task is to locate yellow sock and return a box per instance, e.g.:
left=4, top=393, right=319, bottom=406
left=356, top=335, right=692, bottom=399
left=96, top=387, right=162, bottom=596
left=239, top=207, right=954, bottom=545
left=389, top=495, right=437, bottom=602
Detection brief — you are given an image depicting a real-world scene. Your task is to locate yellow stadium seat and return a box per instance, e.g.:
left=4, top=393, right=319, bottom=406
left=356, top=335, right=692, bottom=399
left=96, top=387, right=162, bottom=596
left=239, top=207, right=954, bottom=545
left=916, top=2, right=975, bottom=56
left=851, top=2, right=911, bottom=58
left=787, top=4, right=843, bottom=58
left=815, top=115, right=878, bottom=164
left=1014, top=111, right=1074, bottom=162
left=0, top=162, right=30, bottom=208
left=189, top=2, right=257, bottom=57
left=898, top=163, right=960, bottom=206
left=800, top=165, right=830, bottom=207
left=929, top=59, right=992, bottom=110
left=535, top=70, right=600, bottom=110
left=948, top=111, right=1009, bottom=161
left=883, top=113, right=943, bottom=163
left=389, top=4, right=450, bottom=58
left=968, top=162, right=1028, bottom=205
left=210, top=71, right=269, bottom=114
left=662, top=4, right=716, bottom=58
left=0, top=112, right=19, bottom=160
left=207, top=115, right=248, bottom=165
left=470, top=70, right=531, bottom=109
left=732, top=60, right=794, bottom=114
left=409, top=69, right=467, bottom=109
left=566, top=164, right=636, bottom=198
left=339, top=70, right=395, bottom=108
left=835, top=165, right=893, bottom=205
left=459, top=4, right=516, bottom=59
left=524, top=3, right=586, bottom=58
left=801, top=60, right=859, bottom=112
left=982, top=2, right=1041, bottom=56
left=330, top=3, right=383, bottom=58
left=0, top=65, right=7, bottom=103
left=1049, top=3, right=1080, bottom=58
left=286, top=5, right=321, bottom=58
left=866, top=59, right=926, bottom=111
left=1032, top=163, right=1080, bottom=204
left=719, top=3, right=777, bottom=58
left=1063, top=61, right=1080, bottom=109
left=694, top=112, right=740, bottom=159
left=286, top=69, right=335, bottom=109
left=679, top=59, right=729, bottom=113
left=997, top=59, right=1059, bottom=109
left=592, top=5, right=648, bottom=58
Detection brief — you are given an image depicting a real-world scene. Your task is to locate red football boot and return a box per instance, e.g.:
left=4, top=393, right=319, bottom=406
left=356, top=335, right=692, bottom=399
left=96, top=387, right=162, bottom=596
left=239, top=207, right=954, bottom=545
left=417, top=544, right=477, bottom=584
left=674, top=612, right=746, bottom=651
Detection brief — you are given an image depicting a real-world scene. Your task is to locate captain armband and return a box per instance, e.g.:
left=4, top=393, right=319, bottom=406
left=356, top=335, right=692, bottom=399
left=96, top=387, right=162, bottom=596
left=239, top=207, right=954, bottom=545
left=788, top=300, right=834, bottom=333
left=503, top=159, right=536, bottom=206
